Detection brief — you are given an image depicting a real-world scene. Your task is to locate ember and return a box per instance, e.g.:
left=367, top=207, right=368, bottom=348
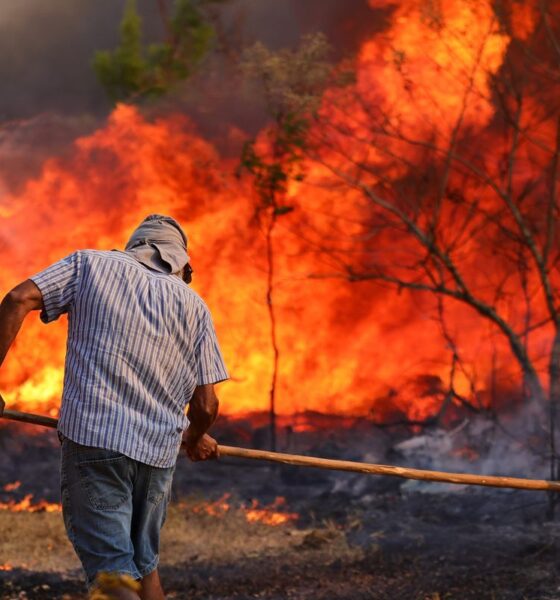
left=2, top=481, right=21, bottom=492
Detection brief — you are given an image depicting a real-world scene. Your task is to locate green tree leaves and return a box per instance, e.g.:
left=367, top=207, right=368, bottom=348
left=93, top=0, right=217, bottom=103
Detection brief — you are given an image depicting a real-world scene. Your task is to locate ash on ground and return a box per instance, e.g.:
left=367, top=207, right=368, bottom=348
left=1, top=413, right=559, bottom=599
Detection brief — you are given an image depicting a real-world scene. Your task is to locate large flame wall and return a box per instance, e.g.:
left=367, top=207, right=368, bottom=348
left=0, top=0, right=554, bottom=421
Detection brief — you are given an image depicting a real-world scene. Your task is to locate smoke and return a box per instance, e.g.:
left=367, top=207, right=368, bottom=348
left=0, top=113, right=101, bottom=194
left=217, top=0, right=388, bottom=57
left=0, top=0, right=388, bottom=186
left=0, top=0, right=167, bottom=120
left=0, top=0, right=382, bottom=121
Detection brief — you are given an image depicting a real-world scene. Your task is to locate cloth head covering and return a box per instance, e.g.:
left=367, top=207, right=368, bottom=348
left=125, top=214, right=190, bottom=274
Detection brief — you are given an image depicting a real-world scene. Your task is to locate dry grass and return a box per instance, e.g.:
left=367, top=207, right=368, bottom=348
left=0, top=510, right=77, bottom=572
left=0, top=497, right=355, bottom=574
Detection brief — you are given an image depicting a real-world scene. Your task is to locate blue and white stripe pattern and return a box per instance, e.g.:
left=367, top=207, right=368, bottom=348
left=31, top=250, right=228, bottom=467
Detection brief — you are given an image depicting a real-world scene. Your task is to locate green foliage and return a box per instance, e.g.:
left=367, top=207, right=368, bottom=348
left=93, top=0, right=146, bottom=102
left=241, top=33, right=337, bottom=117
left=239, top=33, right=340, bottom=212
left=93, top=0, right=218, bottom=103
left=239, top=112, right=310, bottom=208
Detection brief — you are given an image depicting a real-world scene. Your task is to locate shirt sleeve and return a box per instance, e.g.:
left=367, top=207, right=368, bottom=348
left=29, top=252, right=82, bottom=323
left=195, top=308, right=229, bottom=385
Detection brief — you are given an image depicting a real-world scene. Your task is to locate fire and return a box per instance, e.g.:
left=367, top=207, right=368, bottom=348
left=191, top=493, right=231, bottom=517
left=0, top=1, right=555, bottom=423
left=0, top=494, right=61, bottom=513
left=360, top=0, right=509, bottom=133
left=189, top=494, right=298, bottom=526
left=244, top=497, right=299, bottom=526
left=0, top=564, right=13, bottom=571
left=2, top=481, right=21, bottom=492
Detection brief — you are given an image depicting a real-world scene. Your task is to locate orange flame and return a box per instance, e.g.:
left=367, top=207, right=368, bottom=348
left=189, top=494, right=298, bottom=526
left=0, top=494, right=61, bottom=513
left=2, top=481, right=21, bottom=492
left=0, top=1, right=553, bottom=424
left=244, top=497, right=299, bottom=526
left=191, top=493, right=232, bottom=517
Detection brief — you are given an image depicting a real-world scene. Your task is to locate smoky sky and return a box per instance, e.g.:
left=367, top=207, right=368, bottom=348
left=0, top=0, right=163, bottom=120
left=0, top=0, right=389, bottom=191
left=0, top=0, right=383, bottom=121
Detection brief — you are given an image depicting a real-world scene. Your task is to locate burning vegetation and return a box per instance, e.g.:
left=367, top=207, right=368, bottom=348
left=1, top=0, right=559, bottom=437
left=2, top=0, right=560, bottom=598
left=0, top=493, right=61, bottom=514
left=189, top=493, right=299, bottom=526
left=1, top=477, right=295, bottom=525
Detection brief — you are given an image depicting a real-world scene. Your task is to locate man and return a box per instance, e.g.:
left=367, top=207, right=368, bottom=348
left=0, top=214, right=228, bottom=599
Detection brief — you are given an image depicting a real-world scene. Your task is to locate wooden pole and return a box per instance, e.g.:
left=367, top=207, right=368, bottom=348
left=3, top=409, right=58, bottom=429
left=219, top=445, right=560, bottom=492
left=3, top=408, right=560, bottom=492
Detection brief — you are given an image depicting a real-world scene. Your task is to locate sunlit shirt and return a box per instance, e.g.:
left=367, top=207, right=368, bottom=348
left=31, top=250, right=228, bottom=468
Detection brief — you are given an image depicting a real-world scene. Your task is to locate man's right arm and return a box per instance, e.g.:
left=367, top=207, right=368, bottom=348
left=0, top=280, right=44, bottom=416
left=184, top=383, right=220, bottom=461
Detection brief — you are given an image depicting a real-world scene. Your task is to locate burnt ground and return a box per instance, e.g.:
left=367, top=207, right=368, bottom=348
left=1, top=417, right=560, bottom=599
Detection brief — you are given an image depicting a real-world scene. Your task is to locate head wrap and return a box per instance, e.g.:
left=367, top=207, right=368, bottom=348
left=124, top=214, right=190, bottom=274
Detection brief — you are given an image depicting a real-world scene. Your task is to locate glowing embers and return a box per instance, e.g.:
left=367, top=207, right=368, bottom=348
left=2, top=481, right=21, bottom=492
left=188, top=493, right=298, bottom=526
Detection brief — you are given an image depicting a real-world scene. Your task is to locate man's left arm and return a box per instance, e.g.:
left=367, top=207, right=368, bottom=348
left=0, top=280, right=44, bottom=414
left=183, top=306, right=229, bottom=461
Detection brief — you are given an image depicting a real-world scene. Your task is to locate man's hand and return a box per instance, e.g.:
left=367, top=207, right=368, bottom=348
left=182, top=384, right=220, bottom=462
left=184, top=433, right=219, bottom=462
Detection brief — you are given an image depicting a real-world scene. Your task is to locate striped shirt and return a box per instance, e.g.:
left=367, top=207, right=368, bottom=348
left=31, top=250, right=228, bottom=467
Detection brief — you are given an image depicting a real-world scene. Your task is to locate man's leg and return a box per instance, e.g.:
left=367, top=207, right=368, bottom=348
left=61, top=438, right=141, bottom=587
left=109, top=588, right=141, bottom=600
left=139, top=569, right=165, bottom=600
left=130, top=462, right=175, bottom=600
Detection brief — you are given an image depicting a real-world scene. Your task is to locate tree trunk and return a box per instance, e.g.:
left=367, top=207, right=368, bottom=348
left=547, top=326, right=560, bottom=517
left=265, top=211, right=279, bottom=452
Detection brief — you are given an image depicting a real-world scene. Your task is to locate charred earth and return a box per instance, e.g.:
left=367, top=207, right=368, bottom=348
left=1, top=415, right=560, bottom=599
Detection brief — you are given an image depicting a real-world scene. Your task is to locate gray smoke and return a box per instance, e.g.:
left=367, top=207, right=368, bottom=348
left=0, top=0, right=381, bottom=121
left=0, top=0, right=165, bottom=120
left=0, top=0, right=387, bottom=187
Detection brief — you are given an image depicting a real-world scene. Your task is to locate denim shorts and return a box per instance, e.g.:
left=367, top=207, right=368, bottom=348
left=60, top=436, right=175, bottom=586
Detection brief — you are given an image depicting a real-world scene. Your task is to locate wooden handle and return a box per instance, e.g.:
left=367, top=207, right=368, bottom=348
left=3, top=409, right=560, bottom=492
left=218, top=445, right=560, bottom=492
left=3, top=409, right=58, bottom=429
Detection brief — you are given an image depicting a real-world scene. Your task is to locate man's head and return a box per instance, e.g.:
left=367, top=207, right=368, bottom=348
left=125, top=214, right=191, bottom=280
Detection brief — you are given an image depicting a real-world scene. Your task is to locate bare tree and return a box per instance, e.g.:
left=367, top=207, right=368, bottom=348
left=293, top=3, right=560, bottom=508
left=242, top=3, right=560, bottom=509
left=238, top=34, right=335, bottom=450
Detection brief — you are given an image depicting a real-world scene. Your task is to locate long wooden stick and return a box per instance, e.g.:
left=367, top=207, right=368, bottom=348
left=3, top=408, right=560, bottom=492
